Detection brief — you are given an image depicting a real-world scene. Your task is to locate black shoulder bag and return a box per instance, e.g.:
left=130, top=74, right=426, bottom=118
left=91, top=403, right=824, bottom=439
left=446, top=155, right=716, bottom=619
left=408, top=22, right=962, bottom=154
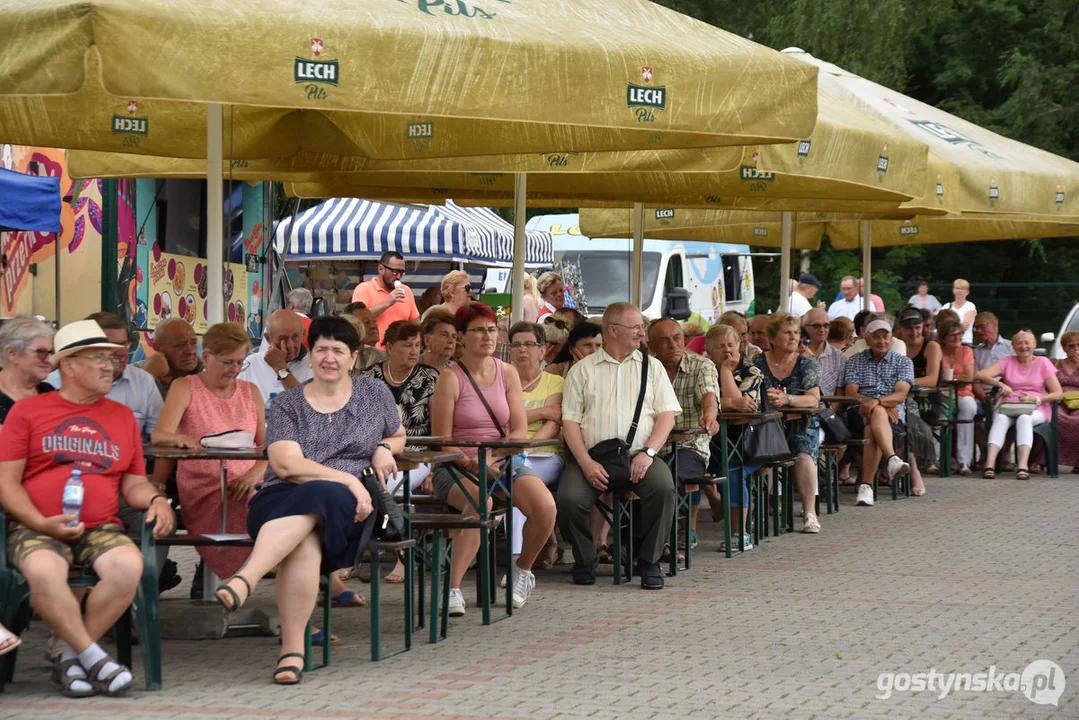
left=742, top=386, right=793, bottom=465
left=587, top=349, right=650, bottom=489
left=356, top=467, right=408, bottom=548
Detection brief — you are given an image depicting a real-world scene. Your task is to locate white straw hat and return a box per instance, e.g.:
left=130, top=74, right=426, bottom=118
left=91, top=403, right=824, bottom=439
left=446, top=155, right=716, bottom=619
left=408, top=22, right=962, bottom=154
left=52, top=320, right=123, bottom=367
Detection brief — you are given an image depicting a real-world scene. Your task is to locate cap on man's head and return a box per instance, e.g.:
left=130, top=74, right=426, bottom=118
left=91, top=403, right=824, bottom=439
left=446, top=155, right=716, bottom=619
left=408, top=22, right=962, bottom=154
left=798, top=273, right=821, bottom=288
left=865, top=319, right=893, bottom=336
left=52, top=320, right=123, bottom=367
left=897, top=308, right=924, bottom=327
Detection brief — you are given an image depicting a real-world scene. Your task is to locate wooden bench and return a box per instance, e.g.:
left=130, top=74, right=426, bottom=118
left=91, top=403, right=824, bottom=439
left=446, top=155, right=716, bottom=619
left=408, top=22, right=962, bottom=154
left=671, top=475, right=724, bottom=575
left=160, top=529, right=417, bottom=664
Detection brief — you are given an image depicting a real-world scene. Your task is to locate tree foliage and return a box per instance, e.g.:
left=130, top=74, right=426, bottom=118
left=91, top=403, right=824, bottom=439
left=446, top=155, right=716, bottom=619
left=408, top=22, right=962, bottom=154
left=652, top=0, right=1078, bottom=332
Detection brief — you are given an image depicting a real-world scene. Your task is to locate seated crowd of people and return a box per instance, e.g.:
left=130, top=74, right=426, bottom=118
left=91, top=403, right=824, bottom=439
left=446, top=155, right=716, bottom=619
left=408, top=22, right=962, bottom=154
left=0, top=269, right=1074, bottom=693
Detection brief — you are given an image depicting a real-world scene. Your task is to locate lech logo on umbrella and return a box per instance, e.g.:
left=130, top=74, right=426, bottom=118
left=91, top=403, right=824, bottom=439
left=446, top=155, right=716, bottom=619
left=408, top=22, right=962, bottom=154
left=877, top=143, right=889, bottom=178
left=296, top=38, right=339, bottom=91
left=989, top=177, right=1000, bottom=204
left=628, top=66, right=666, bottom=121
left=112, top=100, right=148, bottom=139
left=1056, top=184, right=1065, bottom=206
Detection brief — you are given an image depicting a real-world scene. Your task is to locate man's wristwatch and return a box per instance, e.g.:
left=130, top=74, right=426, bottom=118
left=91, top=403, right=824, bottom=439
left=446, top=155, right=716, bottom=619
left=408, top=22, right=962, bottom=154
left=377, top=442, right=392, bottom=453
left=277, top=367, right=290, bottom=380
left=644, top=447, right=657, bottom=458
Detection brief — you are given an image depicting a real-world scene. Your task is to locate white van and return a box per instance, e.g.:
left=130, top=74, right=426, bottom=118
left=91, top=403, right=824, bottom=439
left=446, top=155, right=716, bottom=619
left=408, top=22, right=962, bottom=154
left=523, top=213, right=755, bottom=326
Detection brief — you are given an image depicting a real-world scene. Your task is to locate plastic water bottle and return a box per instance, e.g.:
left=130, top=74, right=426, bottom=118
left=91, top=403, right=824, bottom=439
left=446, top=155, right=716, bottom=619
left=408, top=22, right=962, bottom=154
left=62, top=469, right=84, bottom=527
left=510, top=452, right=529, bottom=480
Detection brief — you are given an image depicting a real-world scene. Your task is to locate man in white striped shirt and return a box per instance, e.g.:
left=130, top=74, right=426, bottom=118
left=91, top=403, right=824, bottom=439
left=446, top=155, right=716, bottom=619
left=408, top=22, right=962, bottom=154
left=558, top=303, right=680, bottom=590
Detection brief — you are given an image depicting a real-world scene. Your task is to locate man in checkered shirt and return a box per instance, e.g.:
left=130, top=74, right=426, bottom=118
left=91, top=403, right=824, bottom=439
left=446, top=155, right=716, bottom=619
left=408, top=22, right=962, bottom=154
left=647, top=319, right=720, bottom=538
left=843, top=319, right=914, bottom=507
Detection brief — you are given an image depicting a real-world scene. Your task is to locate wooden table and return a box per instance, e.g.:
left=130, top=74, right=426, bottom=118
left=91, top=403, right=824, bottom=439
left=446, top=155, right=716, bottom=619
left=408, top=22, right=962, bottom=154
left=408, top=437, right=557, bottom=624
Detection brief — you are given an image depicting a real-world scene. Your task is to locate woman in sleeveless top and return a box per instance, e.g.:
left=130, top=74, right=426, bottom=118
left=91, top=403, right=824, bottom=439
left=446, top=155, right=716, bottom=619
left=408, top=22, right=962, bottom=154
left=893, top=307, right=940, bottom=494
left=152, top=323, right=266, bottom=579
left=429, top=303, right=556, bottom=616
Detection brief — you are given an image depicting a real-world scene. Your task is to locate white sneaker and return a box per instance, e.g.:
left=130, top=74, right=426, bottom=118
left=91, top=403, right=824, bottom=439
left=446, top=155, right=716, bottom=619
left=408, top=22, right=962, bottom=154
left=447, top=588, right=466, bottom=617
left=886, top=454, right=911, bottom=482
left=802, top=512, right=821, bottom=533
left=856, top=483, right=875, bottom=507
left=511, top=568, right=536, bottom=609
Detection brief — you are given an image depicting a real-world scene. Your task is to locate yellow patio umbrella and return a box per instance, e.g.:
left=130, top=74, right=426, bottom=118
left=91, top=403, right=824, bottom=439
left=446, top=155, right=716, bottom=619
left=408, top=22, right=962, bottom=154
left=785, top=49, right=1079, bottom=219
left=1, top=0, right=821, bottom=324
left=1, top=0, right=821, bottom=157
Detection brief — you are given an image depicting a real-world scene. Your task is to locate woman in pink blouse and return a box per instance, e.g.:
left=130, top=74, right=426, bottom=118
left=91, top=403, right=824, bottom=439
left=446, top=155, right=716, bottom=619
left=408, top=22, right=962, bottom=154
left=974, top=330, right=1063, bottom=479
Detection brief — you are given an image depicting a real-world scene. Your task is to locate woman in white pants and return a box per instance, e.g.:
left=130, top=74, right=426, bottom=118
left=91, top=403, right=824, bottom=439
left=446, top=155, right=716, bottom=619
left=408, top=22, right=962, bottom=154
left=975, top=330, right=1063, bottom=479
left=938, top=319, right=978, bottom=474
left=508, top=321, right=565, bottom=567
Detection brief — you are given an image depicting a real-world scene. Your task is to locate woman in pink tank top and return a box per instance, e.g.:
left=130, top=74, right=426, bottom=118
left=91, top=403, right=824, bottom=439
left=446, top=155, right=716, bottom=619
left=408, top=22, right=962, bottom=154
left=429, top=304, right=556, bottom=615
left=152, top=323, right=267, bottom=579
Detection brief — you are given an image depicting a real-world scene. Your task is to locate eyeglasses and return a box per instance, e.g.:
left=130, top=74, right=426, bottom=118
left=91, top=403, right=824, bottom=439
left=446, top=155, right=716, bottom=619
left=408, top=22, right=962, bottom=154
left=214, top=356, right=251, bottom=371
left=28, top=347, right=54, bottom=360
left=611, top=322, right=647, bottom=333
left=509, top=341, right=543, bottom=349
left=465, top=326, right=499, bottom=336
left=380, top=264, right=407, bottom=277
left=543, top=317, right=568, bottom=329
left=72, top=353, right=113, bottom=367
left=803, top=323, right=830, bottom=330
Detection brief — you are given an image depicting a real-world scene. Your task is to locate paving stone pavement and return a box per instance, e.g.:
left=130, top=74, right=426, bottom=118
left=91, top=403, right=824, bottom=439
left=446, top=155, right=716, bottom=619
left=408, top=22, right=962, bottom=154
left=1, top=473, right=1076, bottom=719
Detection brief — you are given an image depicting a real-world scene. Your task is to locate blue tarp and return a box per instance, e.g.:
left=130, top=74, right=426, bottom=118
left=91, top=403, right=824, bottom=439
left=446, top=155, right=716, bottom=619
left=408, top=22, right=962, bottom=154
left=0, top=168, right=61, bottom=233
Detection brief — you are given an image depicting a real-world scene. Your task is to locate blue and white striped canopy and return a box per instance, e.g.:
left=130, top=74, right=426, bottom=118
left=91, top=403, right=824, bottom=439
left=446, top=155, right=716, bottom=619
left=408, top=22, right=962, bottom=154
left=274, top=198, right=552, bottom=267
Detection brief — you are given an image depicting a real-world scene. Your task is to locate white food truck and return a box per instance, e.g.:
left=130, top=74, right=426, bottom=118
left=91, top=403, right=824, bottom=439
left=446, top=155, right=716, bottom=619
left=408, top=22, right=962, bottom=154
left=520, top=213, right=755, bottom=326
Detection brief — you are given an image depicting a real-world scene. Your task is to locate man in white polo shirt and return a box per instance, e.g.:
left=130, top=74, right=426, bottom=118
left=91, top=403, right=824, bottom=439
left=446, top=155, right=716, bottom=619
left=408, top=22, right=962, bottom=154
left=558, top=302, right=680, bottom=590
left=239, top=310, right=313, bottom=418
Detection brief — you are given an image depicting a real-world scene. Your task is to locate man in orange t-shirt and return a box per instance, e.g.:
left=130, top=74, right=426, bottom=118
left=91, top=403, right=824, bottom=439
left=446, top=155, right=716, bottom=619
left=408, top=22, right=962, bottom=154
left=350, top=251, right=418, bottom=345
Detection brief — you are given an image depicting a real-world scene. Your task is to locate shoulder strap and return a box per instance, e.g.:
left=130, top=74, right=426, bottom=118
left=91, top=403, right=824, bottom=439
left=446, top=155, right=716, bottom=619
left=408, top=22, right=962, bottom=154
left=625, top=349, right=650, bottom=446
left=457, top=361, right=507, bottom=439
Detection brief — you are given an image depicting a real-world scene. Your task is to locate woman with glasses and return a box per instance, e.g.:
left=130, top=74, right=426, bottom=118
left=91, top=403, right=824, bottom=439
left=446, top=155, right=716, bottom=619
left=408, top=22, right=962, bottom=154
left=938, top=317, right=977, bottom=475
left=0, top=315, right=55, bottom=658
left=151, top=322, right=267, bottom=581
left=421, top=270, right=473, bottom=322
left=0, top=316, right=55, bottom=430
left=507, top=321, right=565, bottom=568
left=429, top=303, right=556, bottom=615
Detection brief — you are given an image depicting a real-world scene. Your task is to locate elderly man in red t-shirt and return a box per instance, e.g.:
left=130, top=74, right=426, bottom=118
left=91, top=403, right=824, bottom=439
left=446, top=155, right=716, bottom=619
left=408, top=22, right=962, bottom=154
left=0, top=320, right=175, bottom=698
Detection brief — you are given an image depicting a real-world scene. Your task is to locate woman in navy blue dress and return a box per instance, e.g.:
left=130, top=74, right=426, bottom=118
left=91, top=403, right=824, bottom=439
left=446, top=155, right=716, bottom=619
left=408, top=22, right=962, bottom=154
left=215, top=316, right=405, bottom=685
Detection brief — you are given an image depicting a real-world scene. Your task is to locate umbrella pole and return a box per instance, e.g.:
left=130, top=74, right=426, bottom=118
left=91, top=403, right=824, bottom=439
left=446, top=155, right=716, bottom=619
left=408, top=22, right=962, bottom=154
left=779, top=211, right=792, bottom=313
left=510, top=173, right=527, bottom=323
left=631, top=202, right=644, bottom=307
left=206, top=103, right=224, bottom=325
left=861, top=220, right=872, bottom=312
left=55, top=232, right=61, bottom=322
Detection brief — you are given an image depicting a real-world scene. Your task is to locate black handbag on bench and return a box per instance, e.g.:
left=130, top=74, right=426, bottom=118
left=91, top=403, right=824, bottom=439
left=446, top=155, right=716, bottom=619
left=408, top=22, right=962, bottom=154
left=587, top=348, right=651, bottom=490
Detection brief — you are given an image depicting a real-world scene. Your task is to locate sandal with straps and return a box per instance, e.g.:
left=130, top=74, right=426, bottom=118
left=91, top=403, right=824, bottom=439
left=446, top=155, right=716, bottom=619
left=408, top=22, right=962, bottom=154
left=215, top=575, right=252, bottom=612
left=1016, top=468, right=1030, bottom=480
left=53, top=657, right=97, bottom=698
left=273, top=653, right=305, bottom=686
left=84, top=654, right=134, bottom=697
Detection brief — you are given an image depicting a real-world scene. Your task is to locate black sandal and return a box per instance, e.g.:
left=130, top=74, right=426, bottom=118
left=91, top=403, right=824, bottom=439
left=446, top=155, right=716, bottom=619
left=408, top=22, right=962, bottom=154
left=1016, top=468, right=1030, bottom=480
left=596, top=544, right=614, bottom=565
left=274, top=653, right=305, bottom=685
left=982, top=468, right=996, bottom=479
left=84, top=655, right=134, bottom=697
left=215, top=575, right=252, bottom=612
